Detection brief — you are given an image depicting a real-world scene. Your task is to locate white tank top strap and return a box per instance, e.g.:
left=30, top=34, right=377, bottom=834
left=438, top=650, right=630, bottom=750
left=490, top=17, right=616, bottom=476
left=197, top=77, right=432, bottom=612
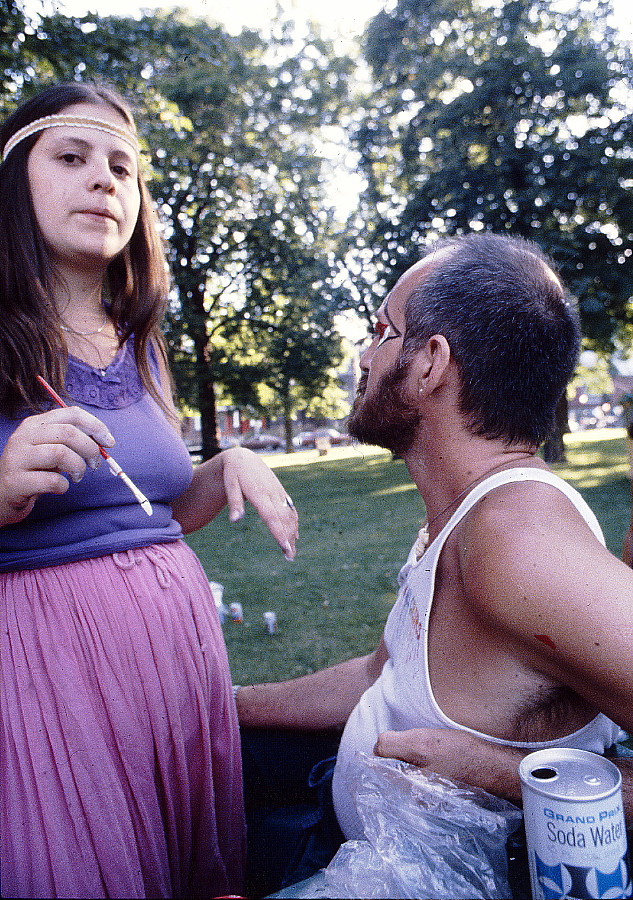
left=430, top=467, right=604, bottom=556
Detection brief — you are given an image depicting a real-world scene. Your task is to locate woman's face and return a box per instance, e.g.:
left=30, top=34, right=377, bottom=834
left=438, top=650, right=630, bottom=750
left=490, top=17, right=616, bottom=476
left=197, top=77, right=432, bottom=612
left=26, top=102, right=141, bottom=275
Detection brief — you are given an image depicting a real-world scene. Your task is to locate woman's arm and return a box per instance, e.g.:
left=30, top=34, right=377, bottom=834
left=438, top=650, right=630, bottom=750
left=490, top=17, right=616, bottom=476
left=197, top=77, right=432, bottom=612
left=155, top=348, right=298, bottom=556
left=171, top=447, right=298, bottom=558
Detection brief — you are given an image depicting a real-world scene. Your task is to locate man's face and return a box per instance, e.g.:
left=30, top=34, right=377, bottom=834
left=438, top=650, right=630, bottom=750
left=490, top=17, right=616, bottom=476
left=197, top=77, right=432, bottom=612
left=348, top=351, right=421, bottom=454
left=348, top=259, right=433, bottom=454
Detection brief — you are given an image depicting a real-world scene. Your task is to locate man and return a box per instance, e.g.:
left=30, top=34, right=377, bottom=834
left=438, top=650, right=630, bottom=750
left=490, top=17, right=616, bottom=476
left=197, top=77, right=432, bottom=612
left=237, top=232, right=633, bottom=889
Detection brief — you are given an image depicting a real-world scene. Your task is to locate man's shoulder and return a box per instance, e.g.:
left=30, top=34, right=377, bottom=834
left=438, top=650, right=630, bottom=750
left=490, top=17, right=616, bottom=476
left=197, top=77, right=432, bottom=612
left=463, top=468, right=592, bottom=538
left=456, top=473, right=612, bottom=612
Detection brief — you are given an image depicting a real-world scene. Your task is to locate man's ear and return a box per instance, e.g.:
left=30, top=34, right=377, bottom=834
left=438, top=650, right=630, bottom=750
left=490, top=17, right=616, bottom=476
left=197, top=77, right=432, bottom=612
left=412, top=334, right=452, bottom=396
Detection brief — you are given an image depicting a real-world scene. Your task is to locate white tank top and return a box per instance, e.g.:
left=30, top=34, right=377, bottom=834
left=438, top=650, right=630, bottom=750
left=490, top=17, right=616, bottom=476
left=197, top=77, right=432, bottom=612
left=332, top=468, right=624, bottom=840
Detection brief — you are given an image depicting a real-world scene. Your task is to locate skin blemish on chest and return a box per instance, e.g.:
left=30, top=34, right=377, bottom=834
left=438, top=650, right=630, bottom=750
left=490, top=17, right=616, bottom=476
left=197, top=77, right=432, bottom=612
left=534, top=633, right=557, bottom=651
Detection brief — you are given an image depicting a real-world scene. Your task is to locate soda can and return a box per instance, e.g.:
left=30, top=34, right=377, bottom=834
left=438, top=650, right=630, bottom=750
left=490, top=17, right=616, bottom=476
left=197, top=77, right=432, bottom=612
left=215, top=600, right=229, bottom=625
left=229, top=602, right=243, bottom=623
left=209, top=582, right=229, bottom=624
left=519, top=748, right=631, bottom=899
left=263, top=611, right=278, bottom=634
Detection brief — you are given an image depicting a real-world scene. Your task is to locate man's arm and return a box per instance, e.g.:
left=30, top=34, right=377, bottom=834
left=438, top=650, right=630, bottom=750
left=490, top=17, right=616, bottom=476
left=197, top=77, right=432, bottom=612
left=374, top=728, right=524, bottom=802
left=236, top=637, right=389, bottom=730
left=374, top=727, right=633, bottom=823
left=461, top=488, right=633, bottom=735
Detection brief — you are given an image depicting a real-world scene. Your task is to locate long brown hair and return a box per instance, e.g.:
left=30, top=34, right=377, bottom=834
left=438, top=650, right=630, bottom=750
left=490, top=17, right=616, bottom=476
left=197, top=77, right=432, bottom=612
left=0, top=82, right=172, bottom=415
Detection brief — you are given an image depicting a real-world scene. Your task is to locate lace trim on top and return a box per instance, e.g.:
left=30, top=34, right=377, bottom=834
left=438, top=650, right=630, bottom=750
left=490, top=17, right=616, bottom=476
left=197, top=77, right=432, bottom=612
left=65, top=337, right=145, bottom=409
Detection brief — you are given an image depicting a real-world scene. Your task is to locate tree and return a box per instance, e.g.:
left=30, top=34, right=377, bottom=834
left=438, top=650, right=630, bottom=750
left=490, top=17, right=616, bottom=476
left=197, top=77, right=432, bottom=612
left=357, top=0, right=633, bottom=322
left=1, top=0, right=28, bottom=109
left=148, top=17, right=352, bottom=456
left=7, top=10, right=354, bottom=457
left=350, top=0, right=633, bottom=459
left=255, top=298, right=344, bottom=452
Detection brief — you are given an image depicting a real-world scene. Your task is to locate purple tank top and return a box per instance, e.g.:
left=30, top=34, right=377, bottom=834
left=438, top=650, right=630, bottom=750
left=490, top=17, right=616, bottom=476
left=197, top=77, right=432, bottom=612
left=0, top=339, right=193, bottom=572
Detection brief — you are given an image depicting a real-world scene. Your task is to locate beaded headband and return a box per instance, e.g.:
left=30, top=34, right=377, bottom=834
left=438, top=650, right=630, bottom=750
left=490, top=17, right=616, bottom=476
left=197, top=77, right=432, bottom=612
left=2, top=113, right=141, bottom=162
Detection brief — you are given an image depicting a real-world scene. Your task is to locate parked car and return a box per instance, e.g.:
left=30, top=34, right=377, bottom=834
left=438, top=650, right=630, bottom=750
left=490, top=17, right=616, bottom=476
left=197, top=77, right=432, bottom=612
left=293, top=428, right=350, bottom=449
left=240, top=432, right=284, bottom=451
left=314, top=427, right=349, bottom=446
left=293, top=430, right=317, bottom=448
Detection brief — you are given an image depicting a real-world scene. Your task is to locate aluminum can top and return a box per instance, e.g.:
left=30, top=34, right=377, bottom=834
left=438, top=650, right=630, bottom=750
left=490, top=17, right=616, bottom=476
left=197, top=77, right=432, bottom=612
left=519, top=748, right=622, bottom=803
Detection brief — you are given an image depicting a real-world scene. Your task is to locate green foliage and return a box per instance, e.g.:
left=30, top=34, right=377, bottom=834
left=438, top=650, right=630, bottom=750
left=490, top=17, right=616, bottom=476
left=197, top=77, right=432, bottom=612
left=0, top=0, right=41, bottom=110
left=349, top=0, right=633, bottom=341
left=5, top=0, right=633, bottom=453
left=129, top=14, right=353, bottom=454
left=568, top=350, right=614, bottom=397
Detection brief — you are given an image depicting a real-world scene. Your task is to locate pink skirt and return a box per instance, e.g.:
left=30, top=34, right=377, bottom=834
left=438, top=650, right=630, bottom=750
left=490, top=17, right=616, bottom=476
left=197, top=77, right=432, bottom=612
left=0, top=541, right=245, bottom=898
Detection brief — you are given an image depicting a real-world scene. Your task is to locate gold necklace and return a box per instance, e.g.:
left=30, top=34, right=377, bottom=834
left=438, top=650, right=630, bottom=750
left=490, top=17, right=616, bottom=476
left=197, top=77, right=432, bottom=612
left=60, top=318, right=109, bottom=337
left=414, top=457, right=534, bottom=558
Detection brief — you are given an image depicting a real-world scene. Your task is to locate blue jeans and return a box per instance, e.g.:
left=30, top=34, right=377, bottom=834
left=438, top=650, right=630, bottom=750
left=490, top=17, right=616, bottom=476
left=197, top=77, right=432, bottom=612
left=240, top=729, right=344, bottom=898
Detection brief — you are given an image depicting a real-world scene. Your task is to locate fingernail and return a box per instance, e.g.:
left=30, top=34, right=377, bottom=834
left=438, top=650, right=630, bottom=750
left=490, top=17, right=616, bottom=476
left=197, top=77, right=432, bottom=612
left=103, top=432, right=115, bottom=447
left=70, top=471, right=84, bottom=483
left=87, top=457, right=100, bottom=470
left=229, top=509, right=244, bottom=523
left=283, top=543, right=295, bottom=561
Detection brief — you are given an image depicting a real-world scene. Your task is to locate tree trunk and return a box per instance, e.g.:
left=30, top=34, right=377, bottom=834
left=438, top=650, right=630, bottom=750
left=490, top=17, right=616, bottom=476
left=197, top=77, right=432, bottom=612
left=199, top=374, right=220, bottom=460
left=194, top=332, right=221, bottom=460
left=283, top=394, right=294, bottom=453
left=541, top=395, right=569, bottom=464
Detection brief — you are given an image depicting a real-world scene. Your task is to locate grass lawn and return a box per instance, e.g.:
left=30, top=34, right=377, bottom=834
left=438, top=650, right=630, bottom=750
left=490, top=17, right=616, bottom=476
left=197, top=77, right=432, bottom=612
left=185, top=428, right=632, bottom=685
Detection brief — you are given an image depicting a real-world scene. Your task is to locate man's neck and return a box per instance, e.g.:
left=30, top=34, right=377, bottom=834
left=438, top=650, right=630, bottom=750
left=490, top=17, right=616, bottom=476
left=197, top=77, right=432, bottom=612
left=402, top=433, right=540, bottom=543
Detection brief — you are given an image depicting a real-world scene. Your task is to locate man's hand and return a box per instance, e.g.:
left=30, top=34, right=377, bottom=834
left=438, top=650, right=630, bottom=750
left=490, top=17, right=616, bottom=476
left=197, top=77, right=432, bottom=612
left=374, top=727, right=525, bottom=803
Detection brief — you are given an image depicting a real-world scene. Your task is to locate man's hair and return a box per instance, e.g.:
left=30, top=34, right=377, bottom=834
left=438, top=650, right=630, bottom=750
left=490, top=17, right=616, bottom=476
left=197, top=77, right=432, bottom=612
left=0, top=82, right=170, bottom=414
left=403, top=232, right=580, bottom=447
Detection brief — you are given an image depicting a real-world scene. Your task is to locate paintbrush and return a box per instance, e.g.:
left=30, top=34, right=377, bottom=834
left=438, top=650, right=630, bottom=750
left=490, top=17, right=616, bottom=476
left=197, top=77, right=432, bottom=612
left=36, top=374, right=153, bottom=517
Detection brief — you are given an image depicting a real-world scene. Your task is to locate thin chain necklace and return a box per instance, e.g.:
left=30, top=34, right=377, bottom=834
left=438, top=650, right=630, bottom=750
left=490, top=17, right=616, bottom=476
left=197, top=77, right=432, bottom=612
left=414, top=456, right=535, bottom=558
left=60, top=318, right=109, bottom=337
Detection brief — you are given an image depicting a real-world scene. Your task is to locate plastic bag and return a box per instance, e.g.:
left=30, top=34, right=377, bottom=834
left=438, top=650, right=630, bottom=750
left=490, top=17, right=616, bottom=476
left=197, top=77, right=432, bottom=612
left=323, top=752, right=523, bottom=899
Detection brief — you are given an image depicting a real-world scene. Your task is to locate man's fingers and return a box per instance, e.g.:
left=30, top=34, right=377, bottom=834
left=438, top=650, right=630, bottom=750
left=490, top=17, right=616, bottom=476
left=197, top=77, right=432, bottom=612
left=373, top=728, right=447, bottom=767
left=374, top=730, right=424, bottom=764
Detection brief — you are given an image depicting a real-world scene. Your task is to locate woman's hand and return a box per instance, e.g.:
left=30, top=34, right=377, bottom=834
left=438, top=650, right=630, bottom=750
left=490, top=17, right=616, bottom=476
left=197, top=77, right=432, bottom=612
left=0, top=408, right=115, bottom=526
left=173, top=446, right=298, bottom=559
left=220, top=447, right=298, bottom=559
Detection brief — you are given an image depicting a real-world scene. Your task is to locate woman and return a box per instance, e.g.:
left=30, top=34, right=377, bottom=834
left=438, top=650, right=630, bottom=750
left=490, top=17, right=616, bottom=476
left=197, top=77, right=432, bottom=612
left=0, top=82, right=298, bottom=898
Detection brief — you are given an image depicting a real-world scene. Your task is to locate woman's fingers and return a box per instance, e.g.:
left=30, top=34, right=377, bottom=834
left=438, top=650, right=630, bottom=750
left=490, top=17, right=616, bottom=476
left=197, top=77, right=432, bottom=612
left=26, top=408, right=114, bottom=454
left=222, top=448, right=298, bottom=559
left=0, top=408, right=116, bottom=525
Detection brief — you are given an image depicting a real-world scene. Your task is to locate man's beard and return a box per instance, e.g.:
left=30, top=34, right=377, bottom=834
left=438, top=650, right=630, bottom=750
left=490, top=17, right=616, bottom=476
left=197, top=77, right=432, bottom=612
left=348, top=354, right=421, bottom=455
